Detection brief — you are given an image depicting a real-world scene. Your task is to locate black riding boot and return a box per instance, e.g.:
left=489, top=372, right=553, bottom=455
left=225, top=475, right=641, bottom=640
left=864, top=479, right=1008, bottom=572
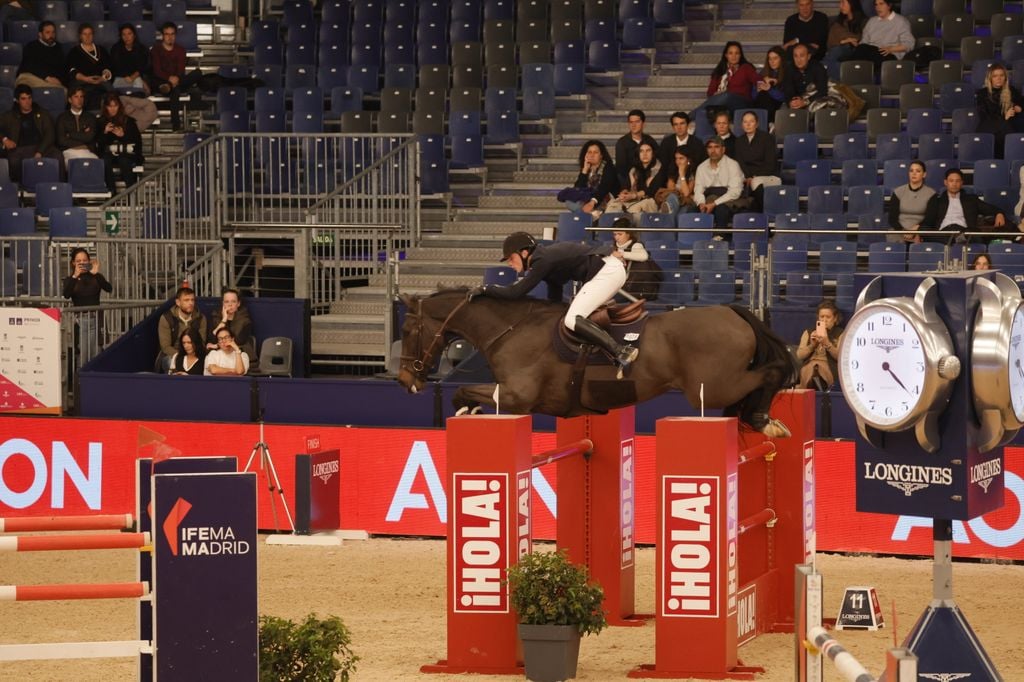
left=572, top=316, right=639, bottom=369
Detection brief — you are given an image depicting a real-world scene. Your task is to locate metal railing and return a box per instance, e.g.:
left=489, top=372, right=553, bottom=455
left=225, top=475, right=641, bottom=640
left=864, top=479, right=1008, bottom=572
left=1, top=236, right=223, bottom=303
left=303, top=225, right=402, bottom=312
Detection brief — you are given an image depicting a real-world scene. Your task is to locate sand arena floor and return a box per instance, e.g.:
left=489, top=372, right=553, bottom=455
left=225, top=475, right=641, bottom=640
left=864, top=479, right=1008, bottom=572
left=1, top=538, right=1022, bottom=681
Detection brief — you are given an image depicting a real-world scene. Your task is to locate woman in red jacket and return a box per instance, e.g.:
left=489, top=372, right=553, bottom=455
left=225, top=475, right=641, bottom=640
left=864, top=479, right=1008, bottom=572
left=693, top=41, right=758, bottom=128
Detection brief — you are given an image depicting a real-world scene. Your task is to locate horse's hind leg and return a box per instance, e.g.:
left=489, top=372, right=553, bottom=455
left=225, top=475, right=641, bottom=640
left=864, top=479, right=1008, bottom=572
left=453, top=384, right=499, bottom=415
left=734, top=365, right=791, bottom=437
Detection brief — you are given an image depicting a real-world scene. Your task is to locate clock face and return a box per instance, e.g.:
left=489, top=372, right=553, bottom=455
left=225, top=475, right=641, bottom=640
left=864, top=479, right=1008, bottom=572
left=840, top=306, right=928, bottom=429
left=1009, top=304, right=1024, bottom=423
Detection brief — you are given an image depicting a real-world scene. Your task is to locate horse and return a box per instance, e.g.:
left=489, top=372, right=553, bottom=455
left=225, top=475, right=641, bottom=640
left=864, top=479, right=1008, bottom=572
left=396, top=288, right=797, bottom=437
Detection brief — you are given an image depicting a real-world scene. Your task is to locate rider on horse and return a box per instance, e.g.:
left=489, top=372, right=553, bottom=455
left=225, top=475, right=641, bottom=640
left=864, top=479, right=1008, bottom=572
left=469, top=231, right=640, bottom=370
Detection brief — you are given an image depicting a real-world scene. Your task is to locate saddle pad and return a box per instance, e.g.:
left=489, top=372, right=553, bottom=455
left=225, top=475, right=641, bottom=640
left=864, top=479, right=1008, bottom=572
left=552, top=316, right=649, bottom=365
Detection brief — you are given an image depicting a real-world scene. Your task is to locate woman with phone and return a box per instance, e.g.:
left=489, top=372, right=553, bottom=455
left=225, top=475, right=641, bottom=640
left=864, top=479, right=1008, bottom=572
left=795, top=299, right=843, bottom=390
left=62, top=247, right=112, bottom=365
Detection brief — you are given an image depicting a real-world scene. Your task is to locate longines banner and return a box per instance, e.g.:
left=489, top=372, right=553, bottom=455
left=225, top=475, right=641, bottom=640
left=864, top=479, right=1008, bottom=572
left=0, top=417, right=1022, bottom=560
left=0, top=308, right=61, bottom=414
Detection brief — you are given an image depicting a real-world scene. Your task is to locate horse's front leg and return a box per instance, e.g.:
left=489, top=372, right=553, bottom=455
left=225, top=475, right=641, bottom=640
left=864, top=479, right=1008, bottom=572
left=453, top=384, right=499, bottom=415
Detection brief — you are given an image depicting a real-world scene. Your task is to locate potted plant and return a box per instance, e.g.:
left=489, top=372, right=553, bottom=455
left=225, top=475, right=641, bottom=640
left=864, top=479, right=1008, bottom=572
left=506, top=549, right=607, bottom=682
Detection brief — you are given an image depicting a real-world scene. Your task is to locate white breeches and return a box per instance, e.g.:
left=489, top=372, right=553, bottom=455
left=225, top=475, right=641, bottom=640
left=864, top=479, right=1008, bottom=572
left=564, top=256, right=627, bottom=330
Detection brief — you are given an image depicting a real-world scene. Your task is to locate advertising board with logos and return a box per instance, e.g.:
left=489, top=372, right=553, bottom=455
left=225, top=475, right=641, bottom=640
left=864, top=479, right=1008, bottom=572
left=0, top=308, right=61, bottom=415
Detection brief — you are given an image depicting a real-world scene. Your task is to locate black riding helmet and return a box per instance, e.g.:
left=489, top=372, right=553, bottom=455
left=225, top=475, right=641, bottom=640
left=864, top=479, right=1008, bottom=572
left=500, top=232, right=537, bottom=262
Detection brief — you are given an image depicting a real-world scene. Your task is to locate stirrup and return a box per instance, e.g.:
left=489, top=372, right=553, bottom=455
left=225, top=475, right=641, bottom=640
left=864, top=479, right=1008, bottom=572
left=616, top=345, right=639, bottom=368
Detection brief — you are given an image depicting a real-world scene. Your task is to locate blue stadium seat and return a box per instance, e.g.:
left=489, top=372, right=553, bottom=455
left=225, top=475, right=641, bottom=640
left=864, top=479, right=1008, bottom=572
left=71, top=0, right=103, bottom=22
left=322, top=0, right=350, bottom=24
left=0, top=43, right=21, bottom=66
left=795, top=160, right=831, bottom=192
left=819, top=241, right=857, bottom=275
left=782, top=133, right=819, bottom=168
left=957, top=133, right=995, bottom=167
left=554, top=63, right=586, bottom=95
left=587, top=40, right=621, bottom=72
left=918, top=133, right=955, bottom=162
left=951, top=107, right=978, bottom=136
left=781, top=271, right=823, bottom=307
left=882, top=159, right=911, bottom=192
left=0, top=181, right=16, bottom=208
left=841, top=159, right=877, bottom=188
left=483, top=266, right=517, bottom=287
left=857, top=213, right=889, bottom=245
left=33, top=87, right=65, bottom=121
left=692, top=239, right=729, bottom=272
left=557, top=212, right=591, bottom=242
left=255, top=86, right=285, bottom=113
left=253, top=42, right=284, bottom=66
left=585, top=18, right=616, bottom=44
left=451, top=134, right=484, bottom=169
left=807, top=185, right=844, bottom=214
left=874, top=133, right=912, bottom=163
left=653, top=0, right=684, bottom=25
left=987, top=243, right=1024, bottom=277
left=832, top=132, right=868, bottom=166
left=639, top=212, right=675, bottom=236
left=974, top=160, right=1010, bottom=191
left=763, top=185, right=800, bottom=217
left=555, top=40, right=586, bottom=64
left=523, top=86, right=556, bottom=119
left=68, top=158, right=107, bottom=193
left=847, top=185, right=885, bottom=216
left=34, top=182, right=71, bottom=215
left=0, top=207, right=34, bottom=235
left=330, top=86, right=363, bottom=116
left=924, top=159, right=955, bottom=191
left=153, top=0, right=186, bottom=25
left=484, top=110, right=519, bottom=144
left=622, top=16, right=655, bottom=50
left=48, top=207, right=87, bottom=237
left=810, top=213, right=848, bottom=245
left=939, top=83, right=975, bottom=115
left=696, top=269, right=737, bottom=305
left=286, top=64, right=316, bottom=90
left=418, top=134, right=449, bottom=195
left=219, top=111, right=252, bottom=132
left=775, top=213, right=810, bottom=239
left=675, top=212, right=713, bottom=247
left=981, top=188, right=1016, bottom=219
left=908, top=242, right=945, bottom=272
left=347, top=65, right=380, bottom=94
left=21, top=158, right=60, bottom=190
left=868, top=241, right=906, bottom=273
left=905, top=108, right=943, bottom=138
left=661, top=270, right=695, bottom=306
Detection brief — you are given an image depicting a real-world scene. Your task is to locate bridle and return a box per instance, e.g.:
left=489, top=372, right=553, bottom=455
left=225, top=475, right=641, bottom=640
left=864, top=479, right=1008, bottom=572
left=401, top=296, right=470, bottom=382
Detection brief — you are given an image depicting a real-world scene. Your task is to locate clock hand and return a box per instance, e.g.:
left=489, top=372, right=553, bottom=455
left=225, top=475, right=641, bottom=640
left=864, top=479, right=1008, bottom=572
left=1016, top=358, right=1023, bottom=380
left=882, top=361, right=911, bottom=394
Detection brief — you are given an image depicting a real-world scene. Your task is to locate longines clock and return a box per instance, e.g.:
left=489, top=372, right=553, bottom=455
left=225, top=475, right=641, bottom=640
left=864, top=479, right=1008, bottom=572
left=972, top=272, right=1024, bottom=452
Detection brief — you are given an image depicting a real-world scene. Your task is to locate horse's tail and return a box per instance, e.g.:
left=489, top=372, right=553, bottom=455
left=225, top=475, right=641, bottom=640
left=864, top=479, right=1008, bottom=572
left=730, top=305, right=797, bottom=385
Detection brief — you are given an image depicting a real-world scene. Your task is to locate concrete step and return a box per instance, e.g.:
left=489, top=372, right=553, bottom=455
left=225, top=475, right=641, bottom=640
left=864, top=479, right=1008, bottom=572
left=439, top=221, right=548, bottom=236
left=511, top=170, right=570, bottom=183
left=646, top=75, right=710, bottom=88
left=477, top=194, right=563, bottom=210
left=489, top=182, right=559, bottom=193
left=327, top=300, right=390, bottom=316
left=403, top=246, right=501, bottom=263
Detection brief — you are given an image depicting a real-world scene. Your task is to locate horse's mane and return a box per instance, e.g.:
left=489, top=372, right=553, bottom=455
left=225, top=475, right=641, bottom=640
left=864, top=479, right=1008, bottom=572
left=424, top=287, right=566, bottom=314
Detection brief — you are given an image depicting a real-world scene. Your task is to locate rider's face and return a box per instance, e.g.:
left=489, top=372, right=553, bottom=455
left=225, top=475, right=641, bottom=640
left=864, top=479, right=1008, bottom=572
left=507, top=251, right=526, bottom=273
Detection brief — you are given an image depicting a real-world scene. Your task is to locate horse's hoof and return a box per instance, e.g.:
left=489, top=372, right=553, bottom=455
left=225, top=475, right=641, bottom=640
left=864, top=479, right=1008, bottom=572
left=454, top=406, right=470, bottom=416
left=470, top=405, right=483, bottom=415
left=761, top=419, right=791, bottom=439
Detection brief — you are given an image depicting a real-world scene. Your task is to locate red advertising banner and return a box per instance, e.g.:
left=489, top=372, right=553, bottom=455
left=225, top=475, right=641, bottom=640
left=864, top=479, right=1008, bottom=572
left=1, top=417, right=1022, bottom=561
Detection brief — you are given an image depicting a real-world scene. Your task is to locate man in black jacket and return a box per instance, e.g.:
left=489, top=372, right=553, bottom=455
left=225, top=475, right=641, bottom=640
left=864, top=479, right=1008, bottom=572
left=0, top=85, right=63, bottom=182
left=613, top=109, right=658, bottom=186
left=920, top=168, right=1007, bottom=243
left=15, top=21, right=65, bottom=89
left=781, top=44, right=828, bottom=110
left=657, top=111, right=706, bottom=170
left=733, top=111, right=779, bottom=212
left=782, top=0, right=830, bottom=60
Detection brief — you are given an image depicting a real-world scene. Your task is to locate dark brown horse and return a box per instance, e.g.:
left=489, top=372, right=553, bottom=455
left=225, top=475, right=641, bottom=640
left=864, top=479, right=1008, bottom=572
left=397, top=288, right=796, bottom=436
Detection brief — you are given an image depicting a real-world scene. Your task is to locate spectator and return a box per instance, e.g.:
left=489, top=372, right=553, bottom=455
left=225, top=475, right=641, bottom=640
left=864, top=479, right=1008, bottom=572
left=733, top=111, right=779, bottom=213
left=150, top=22, right=204, bottom=130
left=782, top=0, right=830, bottom=60
left=207, top=287, right=256, bottom=360
left=752, top=46, right=787, bottom=120
left=1016, top=165, right=1024, bottom=220
left=204, top=327, right=251, bottom=376
left=781, top=43, right=828, bottom=110
left=795, top=299, right=844, bottom=390
left=110, top=23, right=150, bottom=93
left=0, top=85, right=63, bottom=182
left=169, top=328, right=206, bottom=376
left=976, top=63, right=1024, bottom=159
left=657, top=111, right=705, bottom=170
left=612, top=219, right=661, bottom=300
left=157, top=286, right=208, bottom=373
left=972, top=253, right=992, bottom=271
left=921, top=168, right=1006, bottom=243
left=95, top=92, right=143, bottom=192
left=65, top=23, right=114, bottom=110
left=851, top=0, right=913, bottom=70
left=62, top=248, right=112, bottom=364
left=693, top=41, right=757, bottom=127
left=605, top=141, right=664, bottom=219
left=712, top=110, right=736, bottom=158
left=826, top=0, right=868, bottom=63
left=694, top=135, right=745, bottom=233
left=613, top=109, right=658, bottom=185
left=557, top=139, right=621, bottom=219
left=887, top=160, right=935, bottom=243
left=55, top=85, right=99, bottom=164
left=657, top=148, right=697, bottom=215
left=16, top=21, right=65, bottom=89
left=611, top=220, right=649, bottom=264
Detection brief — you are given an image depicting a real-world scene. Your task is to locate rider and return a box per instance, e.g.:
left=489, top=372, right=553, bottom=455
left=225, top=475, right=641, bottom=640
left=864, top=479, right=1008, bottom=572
left=469, top=232, right=639, bottom=369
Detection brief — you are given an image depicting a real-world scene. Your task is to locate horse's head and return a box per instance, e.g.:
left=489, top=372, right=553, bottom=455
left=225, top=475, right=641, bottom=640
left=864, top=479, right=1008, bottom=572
left=396, top=289, right=469, bottom=394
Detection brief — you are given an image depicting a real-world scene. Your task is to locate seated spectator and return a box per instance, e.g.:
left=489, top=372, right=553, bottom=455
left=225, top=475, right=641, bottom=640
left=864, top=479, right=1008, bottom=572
left=605, top=141, right=663, bottom=219
left=16, top=21, right=65, bottom=89
left=712, top=110, right=736, bottom=158
left=693, top=42, right=757, bottom=127
left=611, top=220, right=649, bottom=263
left=0, top=85, right=63, bottom=182
left=752, top=46, right=787, bottom=120
left=1016, top=164, right=1024, bottom=220
left=887, top=161, right=935, bottom=243
left=826, top=0, right=867, bottom=63
left=110, top=23, right=150, bottom=94
left=150, top=22, right=204, bottom=130
left=694, top=135, right=744, bottom=232
left=557, top=139, right=621, bottom=219
left=976, top=63, right=1024, bottom=159
left=95, top=92, right=143, bottom=192
left=972, top=253, right=992, bottom=271
left=782, top=44, right=828, bottom=111
left=169, top=328, right=206, bottom=376
left=65, top=24, right=114, bottom=110
left=657, top=111, right=705, bottom=170
left=613, top=109, right=658, bottom=186
left=157, top=286, right=209, bottom=373
left=657, top=148, right=697, bottom=215
left=207, top=287, right=256, bottom=360
left=795, top=299, right=843, bottom=390
left=733, top=110, right=780, bottom=212
left=782, top=0, right=830, bottom=61
left=850, top=0, right=913, bottom=70
left=920, top=168, right=1006, bottom=243
left=204, top=327, right=251, bottom=376
left=56, top=85, right=99, bottom=164
left=612, top=219, right=661, bottom=300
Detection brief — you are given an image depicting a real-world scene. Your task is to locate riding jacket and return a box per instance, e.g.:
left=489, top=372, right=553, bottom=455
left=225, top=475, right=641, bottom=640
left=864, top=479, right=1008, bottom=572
left=481, top=241, right=614, bottom=303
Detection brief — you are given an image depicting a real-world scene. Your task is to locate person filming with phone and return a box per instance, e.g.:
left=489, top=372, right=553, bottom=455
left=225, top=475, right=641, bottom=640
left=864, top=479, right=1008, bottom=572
left=795, top=299, right=843, bottom=390
left=62, top=247, right=112, bottom=365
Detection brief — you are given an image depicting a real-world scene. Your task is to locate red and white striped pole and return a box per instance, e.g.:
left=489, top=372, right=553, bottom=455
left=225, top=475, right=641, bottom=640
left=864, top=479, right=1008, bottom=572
left=0, top=532, right=150, bottom=552
left=0, top=514, right=134, bottom=532
left=0, top=582, right=150, bottom=601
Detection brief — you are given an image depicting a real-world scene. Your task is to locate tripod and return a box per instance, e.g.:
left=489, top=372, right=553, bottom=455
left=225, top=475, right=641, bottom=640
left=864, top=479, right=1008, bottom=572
left=244, top=396, right=295, bottom=533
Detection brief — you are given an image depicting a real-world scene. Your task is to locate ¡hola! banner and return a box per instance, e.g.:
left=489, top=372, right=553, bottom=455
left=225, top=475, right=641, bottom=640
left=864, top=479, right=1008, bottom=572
left=0, top=416, right=1022, bottom=560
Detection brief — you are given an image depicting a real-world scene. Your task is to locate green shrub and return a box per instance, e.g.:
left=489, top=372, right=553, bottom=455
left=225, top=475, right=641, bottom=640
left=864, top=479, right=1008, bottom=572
left=259, top=613, right=359, bottom=681
left=506, top=549, right=608, bottom=636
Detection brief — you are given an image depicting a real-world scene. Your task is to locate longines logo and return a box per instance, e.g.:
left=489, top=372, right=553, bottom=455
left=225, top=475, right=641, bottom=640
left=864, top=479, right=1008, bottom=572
left=970, top=458, right=1001, bottom=493
left=871, top=337, right=904, bottom=353
left=863, top=461, right=952, bottom=497
left=920, top=673, right=971, bottom=681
